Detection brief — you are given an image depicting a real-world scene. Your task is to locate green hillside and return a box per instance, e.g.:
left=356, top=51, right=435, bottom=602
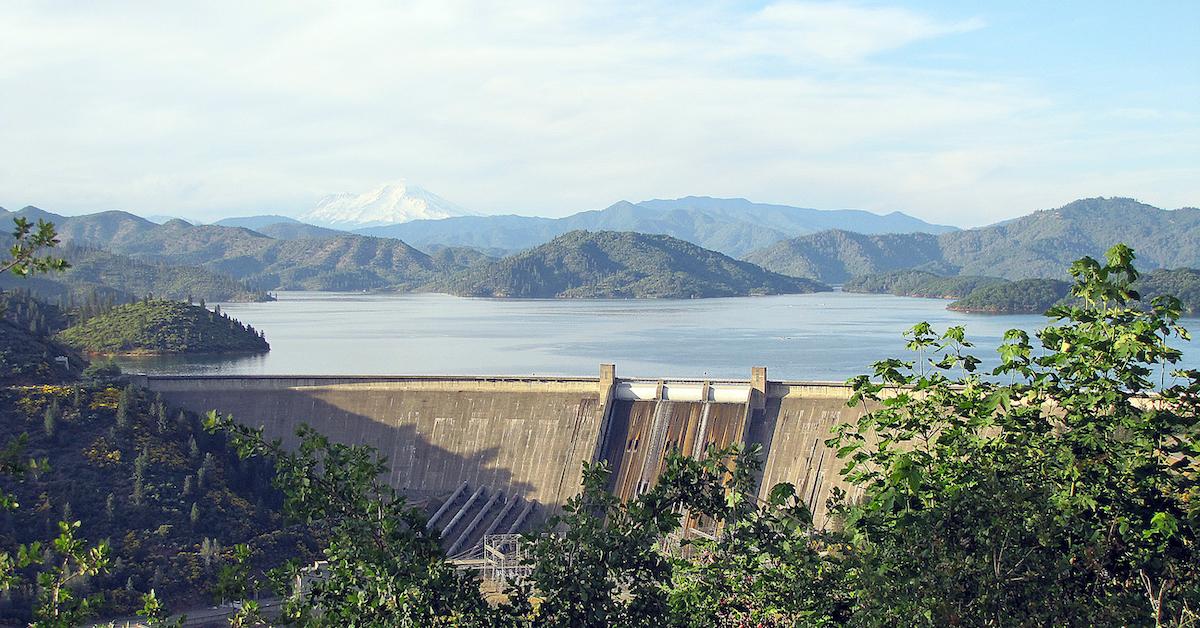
left=56, top=300, right=269, bottom=355
left=0, top=291, right=82, bottom=384
left=0, top=244, right=270, bottom=304
left=439, top=230, right=830, bottom=298
left=843, top=270, right=1007, bottom=299
left=744, top=230, right=946, bottom=283
left=945, top=268, right=1200, bottom=315
left=745, top=198, right=1200, bottom=282
left=947, top=278, right=1072, bottom=314
left=0, top=383, right=315, bottom=622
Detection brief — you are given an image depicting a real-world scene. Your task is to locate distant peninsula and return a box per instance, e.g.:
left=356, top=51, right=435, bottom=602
left=437, top=230, right=830, bottom=299
left=846, top=267, right=1200, bottom=315
left=56, top=299, right=270, bottom=355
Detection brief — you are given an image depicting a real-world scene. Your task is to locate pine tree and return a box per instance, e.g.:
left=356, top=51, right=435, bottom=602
left=43, top=400, right=59, bottom=440
left=115, top=397, right=129, bottom=429
left=155, top=403, right=169, bottom=434
left=190, top=502, right=200, bottom=527
left=182, top=475, right=193, bottom=497
left=131, top=477, right=144, bottom=507
left=105, top=493, right=116, bottom=519
left=188, top=435, right=200, bottom=463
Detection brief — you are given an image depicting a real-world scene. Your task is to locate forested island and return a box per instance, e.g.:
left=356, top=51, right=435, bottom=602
left=438, top=230, right=829, bottom=298
left=55, top=299, right=269, bottom=355
left=843, top=270, right=1006, bottom=299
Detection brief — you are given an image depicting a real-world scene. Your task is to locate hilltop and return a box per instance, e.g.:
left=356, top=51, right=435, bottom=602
left=56, top=299, right=269, bottom=355
left=439, top=230, right=829, bottom=298
left=745, top=198, right=1200, bottom=283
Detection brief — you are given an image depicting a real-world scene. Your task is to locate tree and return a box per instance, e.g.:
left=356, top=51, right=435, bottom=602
left=204, top=414, right=505, bottom=625
left=43, top=400, right=60, bottom=440
left=1, top=217, right=69, bottom=277
left=829, top=244, right=1200, bottom=626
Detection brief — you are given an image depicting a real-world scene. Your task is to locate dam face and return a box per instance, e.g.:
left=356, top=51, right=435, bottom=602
left=140, top=366, right=865, bottom=541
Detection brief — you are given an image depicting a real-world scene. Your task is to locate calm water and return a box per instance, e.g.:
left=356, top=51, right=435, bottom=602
left=111, top=291, right=1200, bottom=382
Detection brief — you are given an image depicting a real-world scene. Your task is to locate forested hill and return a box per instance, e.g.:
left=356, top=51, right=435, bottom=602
left=745, top=198, right=1200, bottom=282
left=1, top=207, right=456, bottom=292
left=743, top=230, right=947, bottom=284
left=56, top=299, right=270, bottom=355
left=438, top=230, right=830, bottom=298
left=843, top=270, right=1006, bottom=299
left=840, top=267, right=1200, bottom=315
left=0, top=244, right=270, bottom=304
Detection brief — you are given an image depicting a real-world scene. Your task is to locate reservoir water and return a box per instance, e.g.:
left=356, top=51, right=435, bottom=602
left=112, top=291, right=1200, bottom=382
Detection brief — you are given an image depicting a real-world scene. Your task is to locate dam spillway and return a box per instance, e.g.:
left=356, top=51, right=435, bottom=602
left=138, top=366, right=866, bottom=534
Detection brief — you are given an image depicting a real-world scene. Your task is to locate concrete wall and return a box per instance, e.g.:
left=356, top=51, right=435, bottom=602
left=144, top=375, right=606, bottom=509
left=143, top=368, right=865, bottom=525
left=748, top=382, right=866, bottom=525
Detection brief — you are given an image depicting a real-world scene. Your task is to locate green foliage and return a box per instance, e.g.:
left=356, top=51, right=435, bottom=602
left=205, top=412, right=502, bottom=625
left=56, top=299, right=270, bottom=355
left=830, top=244, right=1200, bottom=625
left=442, top=230, right=830, bottom=298
left=0, top=383, right=314, bottom=622
left=943, top=266, right=1200, bottom=315
left=136, top=588, right=185, bottom=627
left=2, top=217, right=69, bottom=278
left=0, top=291, right=83, bottom=385
left=947, top=277, right=1071, bottom=313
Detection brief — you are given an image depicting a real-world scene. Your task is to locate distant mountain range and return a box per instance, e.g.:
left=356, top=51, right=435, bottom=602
left=744, top=198, right=1200, bottom=283
left=3, top=195, right=1196, bottom=304
left=357, top=196, right=955, bottom=257
left=0, top=206, right=450, bottom=293
left=299, top=181, right=473, bottom=228
left=437, top=230, right=829, bottom=298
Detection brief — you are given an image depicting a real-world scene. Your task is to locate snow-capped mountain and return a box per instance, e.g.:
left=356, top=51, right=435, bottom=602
left=300, top=181, right=472, bottom=228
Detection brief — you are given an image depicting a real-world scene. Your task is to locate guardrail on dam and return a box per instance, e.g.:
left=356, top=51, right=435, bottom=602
left=138, top=365, right=867, bottom=540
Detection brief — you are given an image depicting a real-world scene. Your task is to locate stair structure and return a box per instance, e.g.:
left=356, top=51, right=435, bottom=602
left=426, top=483, right=540, bottom=559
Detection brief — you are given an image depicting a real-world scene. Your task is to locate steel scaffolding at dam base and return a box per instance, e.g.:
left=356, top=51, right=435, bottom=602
left=136, top=365, right=866, bottom=557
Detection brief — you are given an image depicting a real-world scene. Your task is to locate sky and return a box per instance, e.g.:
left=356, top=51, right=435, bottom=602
left=0, top=1, right=1196, bottom=227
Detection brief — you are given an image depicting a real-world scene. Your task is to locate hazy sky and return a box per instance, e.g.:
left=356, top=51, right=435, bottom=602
left=1, top=1, right=1196, bottom=226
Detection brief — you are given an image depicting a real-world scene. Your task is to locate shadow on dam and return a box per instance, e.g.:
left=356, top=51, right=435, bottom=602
left=141, top=376, right=607, bottom=531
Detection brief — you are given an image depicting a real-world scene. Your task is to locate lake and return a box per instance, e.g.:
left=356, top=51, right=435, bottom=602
left=111, top=291, right=1200, bottom=382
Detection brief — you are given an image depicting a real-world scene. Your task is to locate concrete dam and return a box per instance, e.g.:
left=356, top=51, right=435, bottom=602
left=139, top=365, right=866, bottom=554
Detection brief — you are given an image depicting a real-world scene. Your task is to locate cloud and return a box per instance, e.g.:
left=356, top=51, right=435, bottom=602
left=0, top=1, right=1193, bottom=225
left=746, top=1, right=985, bottom=63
